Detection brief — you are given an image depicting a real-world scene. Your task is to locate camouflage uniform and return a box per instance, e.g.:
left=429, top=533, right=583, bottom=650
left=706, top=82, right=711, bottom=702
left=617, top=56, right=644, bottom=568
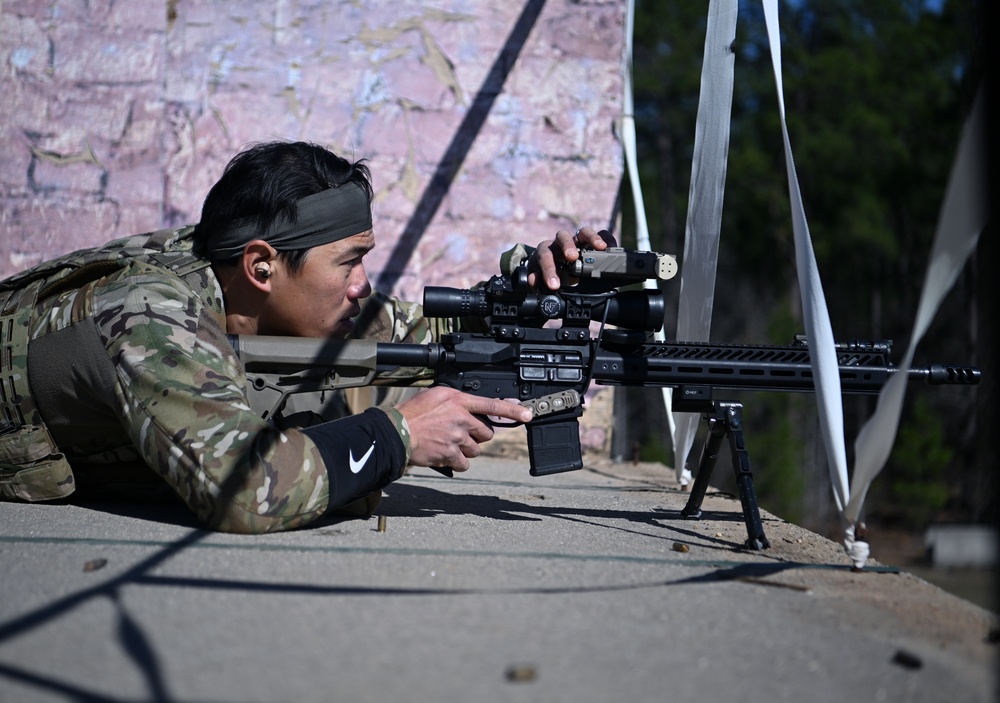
left=0, top=226, right=467, bottom=533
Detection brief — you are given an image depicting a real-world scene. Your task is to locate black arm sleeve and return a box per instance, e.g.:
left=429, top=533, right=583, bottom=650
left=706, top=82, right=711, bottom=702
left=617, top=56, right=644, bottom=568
left=300, top=408, right=407, bottom=510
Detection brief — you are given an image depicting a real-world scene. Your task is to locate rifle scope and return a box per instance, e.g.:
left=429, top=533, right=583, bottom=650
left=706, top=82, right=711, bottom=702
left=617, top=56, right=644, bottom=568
left=423, top=286, right=665, bottom=332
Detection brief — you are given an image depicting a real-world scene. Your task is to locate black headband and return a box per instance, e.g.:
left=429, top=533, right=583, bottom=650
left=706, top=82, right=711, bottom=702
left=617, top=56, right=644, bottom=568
left=206, top=181, right=373, bottom=259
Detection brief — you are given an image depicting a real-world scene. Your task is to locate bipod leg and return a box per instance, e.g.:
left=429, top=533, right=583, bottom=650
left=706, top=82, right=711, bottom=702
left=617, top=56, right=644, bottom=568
left=719, top=401, right=770, bottom=550
left=681, top=410, right=727, bottom=520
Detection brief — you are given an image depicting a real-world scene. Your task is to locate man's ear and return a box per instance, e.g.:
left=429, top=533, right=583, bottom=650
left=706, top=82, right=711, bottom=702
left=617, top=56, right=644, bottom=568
left=241, top=240, right=278, bottom=292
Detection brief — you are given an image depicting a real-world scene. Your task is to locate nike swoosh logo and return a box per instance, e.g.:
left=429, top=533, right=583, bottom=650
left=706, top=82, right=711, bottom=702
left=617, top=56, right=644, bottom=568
left=349, top=442, right=376, bottom=474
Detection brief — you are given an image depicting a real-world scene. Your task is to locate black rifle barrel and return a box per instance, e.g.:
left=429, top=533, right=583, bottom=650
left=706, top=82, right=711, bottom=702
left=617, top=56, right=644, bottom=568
left=374, top=340, right=980, bottom=394
left=590, top=347, right=980, bottom=394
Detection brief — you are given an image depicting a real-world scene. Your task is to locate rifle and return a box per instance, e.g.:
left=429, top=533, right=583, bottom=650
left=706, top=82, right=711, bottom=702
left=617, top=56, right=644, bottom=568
left=229, top=248, right=980, bottom=549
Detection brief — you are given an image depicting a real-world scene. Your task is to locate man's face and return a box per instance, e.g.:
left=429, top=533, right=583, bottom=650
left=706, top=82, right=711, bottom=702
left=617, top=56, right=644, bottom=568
left=259, top=230, right=374, bottom=338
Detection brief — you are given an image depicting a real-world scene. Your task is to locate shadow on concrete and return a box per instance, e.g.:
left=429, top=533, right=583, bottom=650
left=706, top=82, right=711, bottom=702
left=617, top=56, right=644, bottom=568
left=0, top=522, right=852, bottom=703
left=67, top=486, right=203, bottom=530
left=380, top=481, right=768, bottom=552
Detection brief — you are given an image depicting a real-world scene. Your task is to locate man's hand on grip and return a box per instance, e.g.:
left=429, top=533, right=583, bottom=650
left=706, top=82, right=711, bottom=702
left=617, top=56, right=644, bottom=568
left=396, top=387, right=533, bottom=472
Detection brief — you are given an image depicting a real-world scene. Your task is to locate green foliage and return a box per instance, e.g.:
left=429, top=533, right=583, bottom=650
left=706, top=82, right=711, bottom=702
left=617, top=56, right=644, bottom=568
left=883, top=397, right=954, bottom=528
left=630, top=0, right=979, bottom=334
left=637, top=432, right=673, bottom=467
left=765, top=294, right=802, bottom=345
left=743, top=392, right=808, bottom=525
left=738, top=304, right=810, bottom=523
left=626, top=0, right=981, bottom=525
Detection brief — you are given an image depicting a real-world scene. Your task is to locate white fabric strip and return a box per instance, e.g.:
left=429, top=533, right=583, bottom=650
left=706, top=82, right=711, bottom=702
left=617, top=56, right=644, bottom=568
left=762, top=0, right=851, bottom=519
left=671, top=0, right=739, bottom=485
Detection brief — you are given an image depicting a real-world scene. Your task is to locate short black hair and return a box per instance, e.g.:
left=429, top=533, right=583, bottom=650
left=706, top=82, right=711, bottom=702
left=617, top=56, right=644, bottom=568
left=193, top=141, right=373, bottom=271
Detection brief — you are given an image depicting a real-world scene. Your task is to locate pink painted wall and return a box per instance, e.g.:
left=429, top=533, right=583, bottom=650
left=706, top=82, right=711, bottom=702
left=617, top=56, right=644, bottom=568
left=1, top=0, right=627, bottom=454
left=1, top=0, right=626, bottom=305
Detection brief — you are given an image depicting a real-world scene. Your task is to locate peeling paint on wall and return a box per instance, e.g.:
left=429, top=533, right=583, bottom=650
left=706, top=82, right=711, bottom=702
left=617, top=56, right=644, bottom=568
left=0, top=0, right=627, bottom=453
left=2, top=0, right=625, bottom=286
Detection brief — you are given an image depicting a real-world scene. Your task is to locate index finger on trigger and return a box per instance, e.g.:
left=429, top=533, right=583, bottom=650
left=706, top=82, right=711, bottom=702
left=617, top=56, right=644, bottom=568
left=467, top=396, right=533, bottom=424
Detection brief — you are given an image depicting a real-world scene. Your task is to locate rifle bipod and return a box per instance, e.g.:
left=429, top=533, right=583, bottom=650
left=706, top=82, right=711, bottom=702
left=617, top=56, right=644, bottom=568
left=676, top=390, right=770, bottom=551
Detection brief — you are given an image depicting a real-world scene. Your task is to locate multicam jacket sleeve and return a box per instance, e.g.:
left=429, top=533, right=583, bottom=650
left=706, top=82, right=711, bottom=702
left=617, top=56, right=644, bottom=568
left=90, top=262, right=339, bottom=533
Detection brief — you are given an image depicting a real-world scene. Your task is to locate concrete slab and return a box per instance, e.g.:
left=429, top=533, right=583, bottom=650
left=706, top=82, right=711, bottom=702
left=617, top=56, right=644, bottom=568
left=0, top=457, right=996, bottom=702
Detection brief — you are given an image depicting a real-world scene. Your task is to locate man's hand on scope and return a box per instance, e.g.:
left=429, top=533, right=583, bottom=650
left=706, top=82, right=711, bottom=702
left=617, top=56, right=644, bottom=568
left=529, top=226, right=616, bottom=291
left=396, top=387, right=533, bottom=472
